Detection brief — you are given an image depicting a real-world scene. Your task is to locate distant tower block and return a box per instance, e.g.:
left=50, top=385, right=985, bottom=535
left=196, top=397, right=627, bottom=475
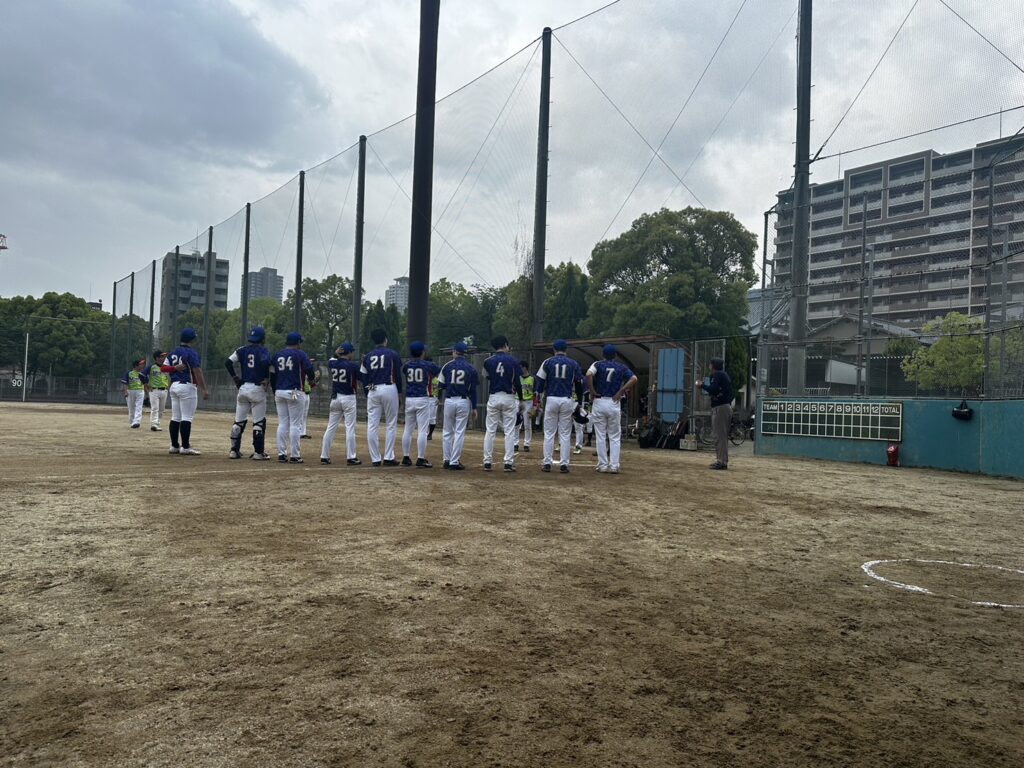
left=0, top=234, right=8, bottom=250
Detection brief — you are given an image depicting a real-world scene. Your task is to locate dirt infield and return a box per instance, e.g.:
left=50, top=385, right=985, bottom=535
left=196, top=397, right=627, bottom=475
left=2, top=402, right=1022, bottom=767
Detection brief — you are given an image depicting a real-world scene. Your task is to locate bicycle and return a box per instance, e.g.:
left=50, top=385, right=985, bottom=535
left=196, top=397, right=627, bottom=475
left=695, top=412, right=746, bottom=447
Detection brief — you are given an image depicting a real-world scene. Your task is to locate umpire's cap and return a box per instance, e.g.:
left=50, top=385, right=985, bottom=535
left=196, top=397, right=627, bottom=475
left=553, top=338, right=568, bottom=351
left=286, top=331, right=304, bottom=345
left=248, top=326, right=266, bottom=343
left=409, top=341, right=425, bottom=356
left=180, top=327, right=197, bottom=343
left=453, top=341, right=469, bottom=354
left=336, top=342, right=355, bottom=355
left=602, top=343, right=617, bottom=358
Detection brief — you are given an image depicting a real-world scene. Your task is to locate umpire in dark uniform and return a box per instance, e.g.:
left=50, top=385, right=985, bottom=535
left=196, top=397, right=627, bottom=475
left=702, top=357, right=733, bottom=470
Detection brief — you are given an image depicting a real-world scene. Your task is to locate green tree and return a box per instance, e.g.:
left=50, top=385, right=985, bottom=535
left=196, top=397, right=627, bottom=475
left=361, top=300, right=405, bottom=354
left=427, top=279, right=479, bottom=350
left=492, top=276, right=532, bottom=352
left=901, top=312, right=983, bottom=394
left=544, top=262, right=589, bottom=339
left=580, top=207, right=756, bottom=340
left=283, top=275, right=357, bottom=358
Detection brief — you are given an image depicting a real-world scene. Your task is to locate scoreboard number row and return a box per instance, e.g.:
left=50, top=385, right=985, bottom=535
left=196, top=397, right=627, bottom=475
left=761, top=400, right=903, bottom=442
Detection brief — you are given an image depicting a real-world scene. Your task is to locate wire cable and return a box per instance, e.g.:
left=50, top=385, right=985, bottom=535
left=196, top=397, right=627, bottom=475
left=552, top=0, right=624, bottom=31
left=936, top=0, right=1024, bottom=77
left=594, top=0, right=751, bottom=242
left=811, top=0, right=921, bottom=163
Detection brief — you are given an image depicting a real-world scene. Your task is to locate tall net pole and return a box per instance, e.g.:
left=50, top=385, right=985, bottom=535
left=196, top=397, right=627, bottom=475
left=202, top=226, right=213, bottom=365
left=353, top=135, right=367, bottom=349
left=241, top=202, right=251, bottom=343
left=294, top=170, right=305, bottom=332
left=531, top=27, right=552, bottom=347
left=787, top=0, right=813, bottom=396
left=406, top=0, right=441, bottom=345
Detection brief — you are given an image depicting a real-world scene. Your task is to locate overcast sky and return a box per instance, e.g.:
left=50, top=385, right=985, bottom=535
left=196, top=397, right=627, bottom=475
left=2, top=0, right=1023, bottom=314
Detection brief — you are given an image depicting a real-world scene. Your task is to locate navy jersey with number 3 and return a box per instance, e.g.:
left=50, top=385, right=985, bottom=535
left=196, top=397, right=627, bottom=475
left=230, top=345, right=271, bottom=384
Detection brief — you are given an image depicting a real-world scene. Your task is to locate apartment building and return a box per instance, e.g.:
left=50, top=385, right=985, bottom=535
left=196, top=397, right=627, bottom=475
left=157, top=250, right=230, bottom=344
left=773, top=136, right=1024, bottom=328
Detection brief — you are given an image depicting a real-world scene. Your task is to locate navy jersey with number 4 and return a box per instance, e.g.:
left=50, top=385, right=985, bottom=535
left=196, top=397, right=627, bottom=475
left=402, top=359, right=440, bottom=398
left=229, top=345, right=271, bottom=384
left=167, top=346, right=201, bottom=385
left=536, top=354, right=582, bottom=398
left=271, top=348, right=314, bottom=391
left=329, top=358, right=361, bottom=396
left=483, top=352, right=521, bottom=395
left=587, top=360, right=636, bottom=398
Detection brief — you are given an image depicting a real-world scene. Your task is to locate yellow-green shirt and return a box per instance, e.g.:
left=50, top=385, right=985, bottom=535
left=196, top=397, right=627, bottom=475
left=149, top=364, right=169, bottom=389
left=520, top=375, right=535, bottom=401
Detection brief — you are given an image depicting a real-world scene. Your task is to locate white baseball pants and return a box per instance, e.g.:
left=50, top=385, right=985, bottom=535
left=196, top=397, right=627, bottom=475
left=366, top=384, right=399, bottom=463
left=149, top=389, right=167, bottom=427
left=484, top=392, right=518, bottom=465
left=275, top=389, right=304, bottom=458
left=543, top=396, right=575, bottom=467
left=591, top=397, right=623, bottom=471
left=169, top=382, right=198, bottom=422
left=402, top=396, right=433, bottom=460
left=442, top=397, right=470, bottom=464
left=429, top=397, right=438, bottom=426
left=518, top=400, right=533, bottom=447
left=235, top=383, right=267, bottom=423
left=126, top=390, right=145, bottom=426
left=321, top=394, right=357, bottom=460
left=297, top=391, right=311, bottom=435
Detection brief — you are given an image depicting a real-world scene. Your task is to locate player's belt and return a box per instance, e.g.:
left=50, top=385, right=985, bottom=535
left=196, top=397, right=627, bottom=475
left=447, top=395, right=467, bottom=399
left=152, top=387, right=167, bottom=390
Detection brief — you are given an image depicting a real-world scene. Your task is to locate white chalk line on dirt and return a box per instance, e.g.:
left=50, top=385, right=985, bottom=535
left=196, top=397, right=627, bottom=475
left=862, top=558, right=1024, bottom=609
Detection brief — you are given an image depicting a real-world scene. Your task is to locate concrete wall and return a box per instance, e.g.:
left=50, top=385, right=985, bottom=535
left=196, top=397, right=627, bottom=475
left=756, top=398, right=1023, bottom=480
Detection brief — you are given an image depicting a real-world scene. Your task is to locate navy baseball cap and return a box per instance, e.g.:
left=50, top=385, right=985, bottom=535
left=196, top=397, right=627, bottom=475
left=337, top=342, right=355, bottom=355
left=248, top=326, right=266, bottom=343
left=553, top=338, right=568, bottom=351
left=603, top=343, right=617, bottom=358
left=410, top=341, right=425, bottom=356
left=180, top=327, right=197, bottom=343
left=286, top=331, right=303, bottom=345
left=453, top=341, right=469, bottom=353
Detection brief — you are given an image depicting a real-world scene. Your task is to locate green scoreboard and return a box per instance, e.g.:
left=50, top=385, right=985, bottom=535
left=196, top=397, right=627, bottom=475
left=760, top=400, right=903, bottom=442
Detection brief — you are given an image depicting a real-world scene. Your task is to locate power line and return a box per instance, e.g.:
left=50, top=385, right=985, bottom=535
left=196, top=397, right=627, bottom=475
left=594, top=0, right=751, bottom=242
left=811, top=0, right=922, bottom=163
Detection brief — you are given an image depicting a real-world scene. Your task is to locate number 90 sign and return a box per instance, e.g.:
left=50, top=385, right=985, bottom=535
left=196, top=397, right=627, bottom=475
left=10, top=378, right=23, bottom=388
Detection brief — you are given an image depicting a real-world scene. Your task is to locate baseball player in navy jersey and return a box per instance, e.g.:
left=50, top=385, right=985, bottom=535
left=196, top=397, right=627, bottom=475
left=535, top=338, right=584, bottom=473
left=360, top=328, right=403, bottom=467
left=120, top=357, right=149, bottom=429
left=270, top=332, right=317, bottom=463
left=587, top=344, right=638, bottom=474
left=438, top=341, right=478, bottom=470
left=321, top=342, right=362, bottom=466
left=482, top=336, right=522, bottom=472
left=163, top=327, right=209, bottom=455
left=400, top=341, right=441, bottom=468
left=225, top=326, right=272, bottom=460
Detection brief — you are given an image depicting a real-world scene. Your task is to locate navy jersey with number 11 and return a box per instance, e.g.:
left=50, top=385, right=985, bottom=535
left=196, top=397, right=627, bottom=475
left=536, top=354, right=582, bottom=398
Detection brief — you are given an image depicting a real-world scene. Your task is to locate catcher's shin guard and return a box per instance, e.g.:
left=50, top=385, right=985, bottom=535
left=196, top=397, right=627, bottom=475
left=252, top=418, right=267, bottom=454
left=230, top=420, right=247, bottom=454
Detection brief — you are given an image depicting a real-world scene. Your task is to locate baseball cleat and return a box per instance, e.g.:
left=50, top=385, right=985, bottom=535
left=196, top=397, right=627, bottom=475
left=596, top=466, right=608, bottom=473
left=514, top=445, right=519, bottom=453
left=560, top=464, right=570, bottom=473
left=442, top=460, right=450, bottom=469
left=168, top=446, right=180, bottom=454
left=181, top=447, right=201, bottom=455
left=320, top=458, right=331, bottom=465
left=131, top=423, right=140, bottom=429
left=573, top=446, right=582, bottom=455
left=289, top=457, right=303, bottom=464
left=523, top=446, right=530, bottom=452
left=483, top=462, right=493, bottom=471
left=251, top=453, right=271, bottom=461
left=278, top=454, right=288, bottom=463
left=503, top=463, right=516, bottom=472
left=372, top=461, right=382, bottom=467
left=415, top=458, right=432, bottom=468
left=347, top=458, right=362, bottom=466
left=382, top=459, right=400, bottom=467
left=301, top=434, right=312, bottom=440
left=401, top=456, right=413, bottom=466
left=229, top=450, right=241, bottom=459
left=610, top=468, right=620, bottom=474
left=542, top=463, right=552, bottom=472
left=709, top=462, right=728, bottom=470
left=151, top=426, right=160, bottom=432
left=447, top=462, right=466, bottom=471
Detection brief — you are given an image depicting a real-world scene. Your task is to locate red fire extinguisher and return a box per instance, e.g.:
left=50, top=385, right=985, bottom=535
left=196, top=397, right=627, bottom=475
left=886, top=443, right=900, bottom=467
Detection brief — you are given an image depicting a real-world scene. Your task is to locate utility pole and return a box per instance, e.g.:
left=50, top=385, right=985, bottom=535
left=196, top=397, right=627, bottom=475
left=758, top=210, right=771, bottom=397
left=787, top=0, right=813, bottom=396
